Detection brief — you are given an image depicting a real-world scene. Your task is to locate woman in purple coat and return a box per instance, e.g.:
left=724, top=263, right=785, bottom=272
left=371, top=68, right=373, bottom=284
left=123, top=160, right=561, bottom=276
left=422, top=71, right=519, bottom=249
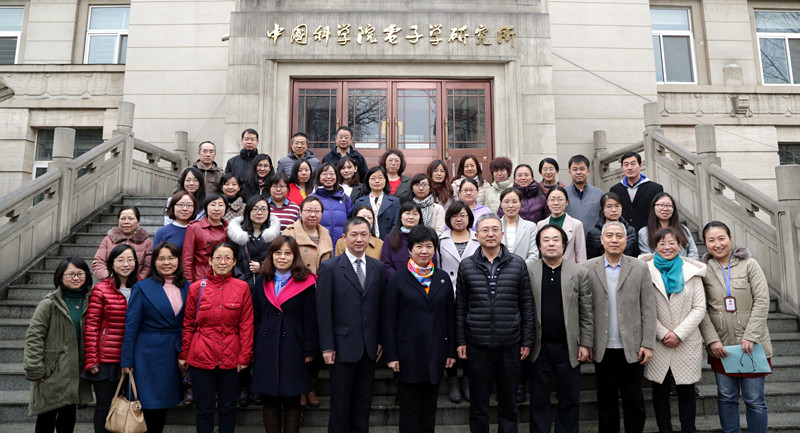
left=498, top=163, right=549, bottom=223
left=250, top=235, right=318, bottom=433
left=380, top=201, right=423, bottom=280
left=310, top=162, right=354, bottom=245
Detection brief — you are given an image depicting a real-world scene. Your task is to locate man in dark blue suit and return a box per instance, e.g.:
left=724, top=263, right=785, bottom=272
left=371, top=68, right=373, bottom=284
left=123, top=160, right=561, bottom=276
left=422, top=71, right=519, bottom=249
left=317, top=216, right=385, bottom=433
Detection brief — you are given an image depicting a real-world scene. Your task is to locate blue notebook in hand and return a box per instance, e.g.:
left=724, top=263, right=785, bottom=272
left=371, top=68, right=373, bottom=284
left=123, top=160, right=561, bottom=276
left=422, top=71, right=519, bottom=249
left=721, top=343, right=771, bottom=374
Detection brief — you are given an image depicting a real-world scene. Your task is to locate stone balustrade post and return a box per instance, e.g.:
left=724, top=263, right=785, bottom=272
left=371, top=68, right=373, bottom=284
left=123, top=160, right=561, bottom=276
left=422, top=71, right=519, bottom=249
left=694, top=124, right=721, bottom=227
left=51, top=128, right=76, bottom=240
left=775, top=164, right=800, bottom=316
left=592, top=130, right=607, bottom=189
left=642, top=102, right=661, bottom=182
left=115, top=102, right=136, bottom=195
left=174, top=131, right=189, bottom=170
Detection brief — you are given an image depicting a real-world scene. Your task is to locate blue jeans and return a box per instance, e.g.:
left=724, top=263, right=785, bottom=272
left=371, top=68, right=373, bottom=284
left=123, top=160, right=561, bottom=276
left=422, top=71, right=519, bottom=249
left=714, top=372, right=768, bottom=433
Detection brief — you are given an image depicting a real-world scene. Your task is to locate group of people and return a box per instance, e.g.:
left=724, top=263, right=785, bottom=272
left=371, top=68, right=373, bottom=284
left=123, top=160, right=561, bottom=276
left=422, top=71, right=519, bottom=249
left=23, top=125, right=773, bottom=433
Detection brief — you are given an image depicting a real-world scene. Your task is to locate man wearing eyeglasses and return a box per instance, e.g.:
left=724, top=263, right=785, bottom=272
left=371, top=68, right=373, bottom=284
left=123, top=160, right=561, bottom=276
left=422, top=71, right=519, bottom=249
left=609, top=152, right=664, bottom=233
left=455, top=213, right=535, bottom=433
left=584, top=221, right=656, bottom=433
left=564, top=155, right=604, bottom=236
left=321, top=126, right=368, bottom=181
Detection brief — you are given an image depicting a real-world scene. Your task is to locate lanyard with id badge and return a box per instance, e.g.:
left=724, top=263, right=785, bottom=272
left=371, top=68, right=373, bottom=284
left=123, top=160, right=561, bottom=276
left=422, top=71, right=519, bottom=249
left=719, top=254, right=737, bottom=312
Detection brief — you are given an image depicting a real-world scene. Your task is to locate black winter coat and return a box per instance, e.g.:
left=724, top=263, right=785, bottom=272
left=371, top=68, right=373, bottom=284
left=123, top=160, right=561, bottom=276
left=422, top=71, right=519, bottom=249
left=455, top=244, right=535, bottom=349
left=585, top=216, right=639, bottom=259
left=225, top=148, right=259, bottom=185
left=250, top=275, right=318, bottom=397
left=609, top=180, right=664, bottom=233
left=381, top=268, right=456, bottom=384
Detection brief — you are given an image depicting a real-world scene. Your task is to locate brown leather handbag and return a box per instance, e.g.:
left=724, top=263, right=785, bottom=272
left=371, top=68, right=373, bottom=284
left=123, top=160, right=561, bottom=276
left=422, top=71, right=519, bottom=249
left=105, top=372, right=147, bottom=433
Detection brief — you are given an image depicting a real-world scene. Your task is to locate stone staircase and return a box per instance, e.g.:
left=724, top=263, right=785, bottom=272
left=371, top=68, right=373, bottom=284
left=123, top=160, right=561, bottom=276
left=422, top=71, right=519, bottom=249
left=1, top=197, right=800, bottom=432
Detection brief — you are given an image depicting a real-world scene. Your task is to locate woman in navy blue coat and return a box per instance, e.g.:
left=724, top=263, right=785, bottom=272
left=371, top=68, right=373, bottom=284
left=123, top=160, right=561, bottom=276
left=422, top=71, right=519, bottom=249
left=121, top=241, right=189, bottom=433
left=354, top=166, right=401, bottom=240
left=381, top=225, right=456, bottom=433
left=250, top=235, right=318, bottom=433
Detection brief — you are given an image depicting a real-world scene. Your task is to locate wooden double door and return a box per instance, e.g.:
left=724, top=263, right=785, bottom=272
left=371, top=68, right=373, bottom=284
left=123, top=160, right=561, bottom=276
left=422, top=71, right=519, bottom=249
left=292, top=79, right=493, bottom=178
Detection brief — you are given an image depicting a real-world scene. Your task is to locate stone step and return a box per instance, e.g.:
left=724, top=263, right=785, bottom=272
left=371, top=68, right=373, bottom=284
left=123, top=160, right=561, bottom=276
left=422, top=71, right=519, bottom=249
left=4, top=413, right=800, bottom=433
left=768, top=313, right=800, bottom=333
left=5, top=286, right=56, bottom=302
left=121, top=197, right=172, bottom=207
left=40, top=256, right=95, bottom=270
left=0, top=301, right=40, bottom=321
left=58, top=244, right=108, bottom=257
left=81, top=223, right=162, bottom=236
left=1, top=382, right=800, bottom=426
left=0, top=319, right=31, bottom=341
left=0, top=340, right=25, bottom=363
left=97, top=213, right=165, bottom=225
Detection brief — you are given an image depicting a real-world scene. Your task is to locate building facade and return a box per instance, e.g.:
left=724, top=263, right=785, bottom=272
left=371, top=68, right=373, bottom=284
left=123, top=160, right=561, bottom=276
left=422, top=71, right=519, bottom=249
left=0, top=0, right=798, bottom=197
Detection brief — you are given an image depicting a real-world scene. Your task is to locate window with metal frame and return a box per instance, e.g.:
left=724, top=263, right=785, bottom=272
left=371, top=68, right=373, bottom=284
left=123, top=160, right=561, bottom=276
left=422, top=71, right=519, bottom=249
left=650, top=7, right=697, bottom=84
left=84, top=6, right=129, bottom=64
left=0, top=7, right=24, bottom=65
left=33, top=128, right=104, bottom=178
left=755, top=10, right=800, bottom=85
left=778, top=143, right=800, bottom=165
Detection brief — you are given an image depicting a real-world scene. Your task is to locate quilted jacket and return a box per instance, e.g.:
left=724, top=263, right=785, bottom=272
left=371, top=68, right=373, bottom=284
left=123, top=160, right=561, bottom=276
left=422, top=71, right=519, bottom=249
left=311, top=186, right=354, bottom=245
left=84, top=279, right=128, bottom=370
left=182, top=216, right=229, bottom=282
left=92, top=227, right=152, bottom=281
left=455, top=244, right=536, bottom=349
left=180, top=275, right=254, bottom=369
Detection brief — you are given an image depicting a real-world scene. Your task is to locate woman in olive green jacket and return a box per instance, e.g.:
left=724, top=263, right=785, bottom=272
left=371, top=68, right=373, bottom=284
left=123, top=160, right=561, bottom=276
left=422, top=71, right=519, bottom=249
left=699, top=221, right=771, bottom=433
left=24, top=257, right=94, bottom=431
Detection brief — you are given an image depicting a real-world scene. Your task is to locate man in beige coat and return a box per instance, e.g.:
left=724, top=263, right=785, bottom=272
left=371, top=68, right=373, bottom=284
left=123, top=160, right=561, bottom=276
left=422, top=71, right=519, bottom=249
left=526, top=224, right=593, bottom=433
left=584, top=221, right=656, bottom=433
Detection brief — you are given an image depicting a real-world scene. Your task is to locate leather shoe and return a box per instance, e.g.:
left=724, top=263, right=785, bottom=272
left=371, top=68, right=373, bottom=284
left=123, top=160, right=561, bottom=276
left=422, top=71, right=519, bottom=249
left=516, top=384, right=527, bottom=403
left=447, top=377, right=462, bottom=403
left=238, top=387, right=251, bottom=407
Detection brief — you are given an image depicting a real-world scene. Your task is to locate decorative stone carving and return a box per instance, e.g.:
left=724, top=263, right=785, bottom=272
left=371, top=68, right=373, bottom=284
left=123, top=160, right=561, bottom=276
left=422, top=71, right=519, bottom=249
left=0, top=71, right=124, bottom=100
left=659, top=92, right=799, bottom=118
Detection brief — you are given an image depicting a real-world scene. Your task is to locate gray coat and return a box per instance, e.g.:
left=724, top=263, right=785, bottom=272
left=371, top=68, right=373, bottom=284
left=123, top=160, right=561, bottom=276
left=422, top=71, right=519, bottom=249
left=564, top=183, right=604, bottom=236
left=501, top=216, right=539, bottom=266
left=438, top=229, right=481, bottom=292
left=276, top=151, right=320, bottom=177
left=528, top=260, right=594, bottom=368
left=584, top=255, right=657, bottom=363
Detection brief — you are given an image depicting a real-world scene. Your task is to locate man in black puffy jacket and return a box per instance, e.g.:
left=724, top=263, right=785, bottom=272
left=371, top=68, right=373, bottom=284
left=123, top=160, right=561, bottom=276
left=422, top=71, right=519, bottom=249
left=456, top=213, right=536, bottom=433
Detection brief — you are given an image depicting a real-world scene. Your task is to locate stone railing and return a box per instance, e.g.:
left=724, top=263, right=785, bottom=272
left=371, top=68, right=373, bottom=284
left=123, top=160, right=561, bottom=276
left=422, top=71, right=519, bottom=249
left=594, top=102, right=800, bottom=316
left=0, top=102, right=184, bottom=290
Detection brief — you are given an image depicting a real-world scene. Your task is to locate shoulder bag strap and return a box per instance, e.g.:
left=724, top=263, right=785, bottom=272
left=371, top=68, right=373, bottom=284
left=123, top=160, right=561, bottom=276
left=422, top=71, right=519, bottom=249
left=194, top=279, right=207, bottom=330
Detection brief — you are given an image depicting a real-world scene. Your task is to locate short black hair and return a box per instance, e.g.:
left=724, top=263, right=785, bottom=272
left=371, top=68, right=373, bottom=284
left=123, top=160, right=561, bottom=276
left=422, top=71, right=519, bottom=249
left=535, top=224, right=569, bottom=253
left=702, top=220, right=731, bottom=241
left=362, top=166, right=390, bottom=195
left=335, top=125, right=353, bottom=138
left=151, top=241, right=187, bottom=288
left=379, top=150, right=407, bottom=175
left=343, top=216, right=370, bottom=236
left=241, top=128, right=259, bottom=139
left=499, top=187, right=522, bottom=203
left=568, top=154, right=590, bottom=169
left=620, top=151, right=641, bottom=165
left=197, top=141, right=216, bottom=152
left=538, top=158, right=559, bottom=174
left=444, top=201, right=474, bottom=231
left=118, top=205, right=141, bottom=221
left=545, top=185, right=569, bottom=203
left=407, top=225, right=439, bottom=251
left=106, top=244, right=139, bottom=289
left=291, top=132, right=309, bottom=143
left=210, top=242, right=238, bottom=262
left=203, top=194, right=229, bottom=216
left=53, top=257, right=92, bottom=294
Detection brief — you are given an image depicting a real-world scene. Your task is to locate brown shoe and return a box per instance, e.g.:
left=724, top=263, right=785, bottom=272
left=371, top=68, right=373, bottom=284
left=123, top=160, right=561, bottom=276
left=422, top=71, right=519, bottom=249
left=307, top=378, right=320, bottom=407
left=300, top=393, right=308, bottom=407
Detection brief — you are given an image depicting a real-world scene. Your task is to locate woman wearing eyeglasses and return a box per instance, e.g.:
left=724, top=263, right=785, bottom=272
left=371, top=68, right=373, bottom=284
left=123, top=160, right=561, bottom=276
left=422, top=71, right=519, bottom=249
left=180, top=242, right=254, bottom=433
left=536, top=186, right=586, bottom=263
left=93, top=205, right=153, bottom=281
left=699, top=221, right=772, bottom=433
left=311, top=162, right=354, bottom=245
left=586, top=192, right=638, bottom=259
left=121, top=241, right=191, bottom=433
left=281, top=196, right=333, bottom=274
left=24, top=257, right=93, bottom=433
left=154, top=191, right=199, bottom=252
left=183, top=195, right=230, bottom=282
left=640, top=227, right=707, bottom=433
left=638, top=192, right=698, bottom=259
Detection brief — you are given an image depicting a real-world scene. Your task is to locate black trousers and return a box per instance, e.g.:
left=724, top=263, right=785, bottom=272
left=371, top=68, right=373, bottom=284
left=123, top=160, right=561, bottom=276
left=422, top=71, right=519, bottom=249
left=397, top=381, right=440, bottom=433
left=652, top=369, right=696, bottom=433
left=529, top=341, right=581, bottom=433
left=595, top=349, right=646, bottom=433
left=190, top=366, right=239, bottom=433
left=328, top=351, right=376, bottom=433
left=466, top=344, right=521, bottom=433
left=35, top=405, right=76, bottom=433
left=92, top=378, right=118, bottom=433
left=142, top=408, right=169, bottom=433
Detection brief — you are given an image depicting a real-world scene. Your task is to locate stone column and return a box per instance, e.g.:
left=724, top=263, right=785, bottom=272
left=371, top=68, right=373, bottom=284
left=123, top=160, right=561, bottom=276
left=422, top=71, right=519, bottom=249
left=174, top=131, right=189, bottom=170
left=694, top=125, right=721, bottom=227
left=51, top=128, right=76, bottom=240
left=775, top=164, right=800, bottom=316
left=642, top=102, right=661, bottom=182
left=592, top=130, right=607, bottom=189
left=115, top=102, right=135, bottom=195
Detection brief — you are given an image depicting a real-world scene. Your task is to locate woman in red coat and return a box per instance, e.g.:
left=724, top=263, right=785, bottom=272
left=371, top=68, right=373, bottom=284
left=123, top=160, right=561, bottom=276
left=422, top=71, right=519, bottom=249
left=250, top=235, right=318, bottom=433
left=182, top=194, right=230, bottom=282
left=180, top=242, right=254, bottom=433
left=83, top=244, right=139, bottom=433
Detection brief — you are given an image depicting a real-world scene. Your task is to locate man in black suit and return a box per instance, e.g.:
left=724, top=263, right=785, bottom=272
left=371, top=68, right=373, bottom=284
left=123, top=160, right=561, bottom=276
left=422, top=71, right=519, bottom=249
left=317, top=216, right=385, bottom=433
left=608, top=151, right=663, bottom=233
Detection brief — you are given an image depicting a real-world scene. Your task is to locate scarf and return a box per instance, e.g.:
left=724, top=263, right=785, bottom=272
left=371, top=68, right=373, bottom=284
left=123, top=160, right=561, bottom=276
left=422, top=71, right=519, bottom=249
left=414, top=195, right=436, bottom=228
left=654, top=253, right=685, bottom=298
left=273, top=270, right=292, bottom=297
left=408, top=258, right=435, bottom=293
left=400, top=226, right=411, bottom=234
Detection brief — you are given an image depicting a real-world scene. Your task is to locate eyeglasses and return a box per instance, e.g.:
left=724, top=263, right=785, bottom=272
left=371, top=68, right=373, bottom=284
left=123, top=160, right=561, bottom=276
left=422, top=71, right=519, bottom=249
left=414, top=183, right=430, bottom=188
left=113, top=258, right=136, bottom=265
left=738, top=351, right=757, bottom=373
left=175, top=203, right=194, bottom=209
left=548, top=198, right=566, bottom=204
left=604, top=204, right=622, bottom=210
left=156, top=256, right=178, bottom=262
left=478, top=227, right=502, bottom=234
left=252, top=206, right=269, bottom=213
left=302, top=209, right=322, bottom=215
left=541, top=167, right=556, bottom=173
left=271, top=184, right=287, bottom=190
left=655, top=204, right=674, bottom=210
left=460, top=188, right=477, bottom=194
left=212, top=256, right=234, bottom=263
left=657, top=241, right=679, bottom=248
left=119, top=217, right=137, bottom=222
left=64, top=272, right=86, bottom=280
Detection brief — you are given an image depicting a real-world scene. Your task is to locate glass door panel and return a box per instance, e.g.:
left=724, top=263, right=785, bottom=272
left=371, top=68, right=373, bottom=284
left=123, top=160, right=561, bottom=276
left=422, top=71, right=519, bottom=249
left=344, top=81, right=390, bottom=166
left=294, top=83, right=340, bottom=153
left=445, top=82, right=492, bottom=178
left=396, top=88, right=437, bottom=150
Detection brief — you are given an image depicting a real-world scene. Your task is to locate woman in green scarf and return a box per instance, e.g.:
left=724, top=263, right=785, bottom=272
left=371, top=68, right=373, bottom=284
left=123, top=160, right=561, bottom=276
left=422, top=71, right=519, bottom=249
left=640, top=227, right=707, bottom=433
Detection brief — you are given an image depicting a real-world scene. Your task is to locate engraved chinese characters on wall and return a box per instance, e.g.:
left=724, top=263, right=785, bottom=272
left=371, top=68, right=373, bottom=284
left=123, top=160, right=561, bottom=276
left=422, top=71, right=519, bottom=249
left=265, top=23, right=516, bottom=48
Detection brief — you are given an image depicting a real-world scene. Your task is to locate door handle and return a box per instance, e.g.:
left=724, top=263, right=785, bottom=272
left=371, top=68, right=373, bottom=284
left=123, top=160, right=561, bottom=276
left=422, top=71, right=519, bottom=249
left=444, top=118, right=451, bottom=161
left=335, top=117, right=339, bottom=130
left=381, top=120, right=386, bottom=135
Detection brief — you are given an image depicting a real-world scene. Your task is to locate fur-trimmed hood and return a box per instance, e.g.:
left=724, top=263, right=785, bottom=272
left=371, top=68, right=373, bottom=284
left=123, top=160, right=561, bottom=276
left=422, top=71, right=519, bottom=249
left=227, top=215, right=281, bottom=246
left=702, top=247, right=751, bottom=263
left=106, top=227, right=149, bottom=244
